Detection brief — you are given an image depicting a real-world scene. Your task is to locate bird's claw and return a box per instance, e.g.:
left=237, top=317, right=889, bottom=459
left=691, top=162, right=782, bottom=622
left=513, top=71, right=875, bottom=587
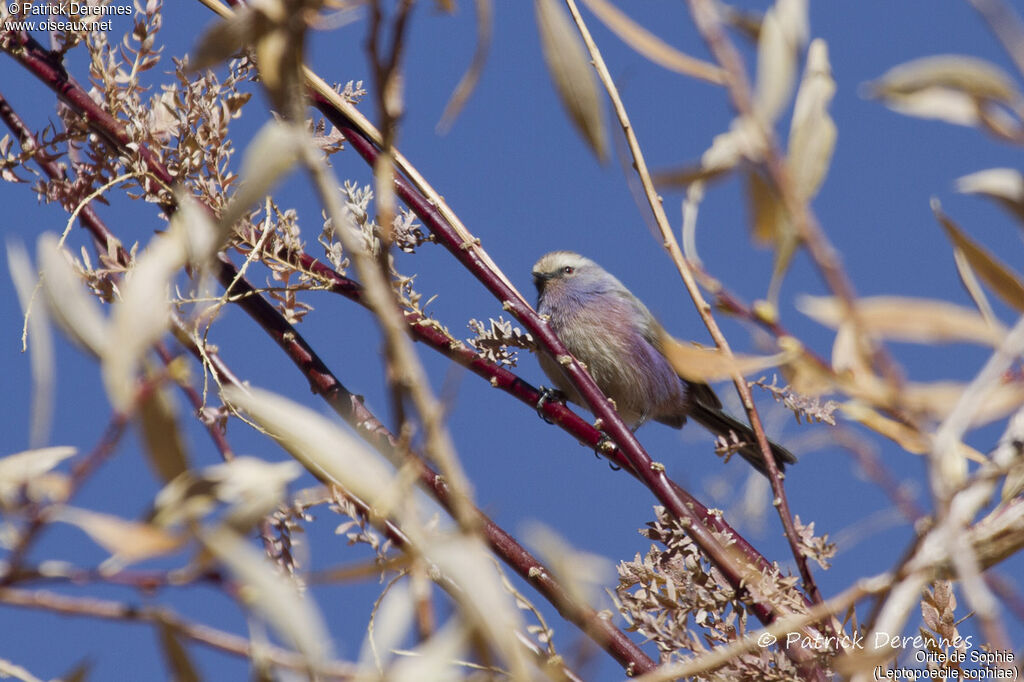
left=535, top=386, right=566, bottom=424
left=595, top=436, right=621, bottom=470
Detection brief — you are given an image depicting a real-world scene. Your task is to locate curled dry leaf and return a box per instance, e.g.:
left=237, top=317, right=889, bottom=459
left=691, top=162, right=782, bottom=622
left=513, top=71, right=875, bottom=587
left=777, top=336, right=836, bottom=396
left=753, top=0, right=807, bottom=123
left=194, top=0, right=304, bottom=117
left=222, top=386, right=408, bottom=525
left=788, top=38, right=836, bottom=202
left=840, top=403, right=987, bottom=463
left=0, top=446, right=75, bottom=507
left=868, top=55, right=1020, bottom=103
left=157, top=620, right=201, bottom=682
left=657, top=329, right=791, bottom=382
left=747, top=166, right=788, bottom=246
left=525, top=522, right=611, bottom=607
left=656, top=116, right=767, bottom=189
left=881, top=88, right=982, bottom=127
left=219, top=120, right=306, bottom=231
left=578, top=0, right=724, bottom=83
left=867, top=55, right=1022, bottom=129
left=103, top=242, right=177, bottom=410
left=933, top=199, right=1024, bottom=313
left=37, top=234, right=108, bottom=358
left=357, top=580, right=415, bottom=672
left=388, top=620, right=469, bottom=682
left=426, top=535, right=529, bottom=678
left=103, top=193, right=226, bottom=412
left=953, top=249, right=998, bottom=329
left=202, top=526, right=333, bottom=669
left=8, top=239, right=55, bottom=448
left=138, top=384, right=190, bottom=484
left=779, top=335, right=895, bottom=411
left=902, top=381, right=1024, bottom=427
left=955, top=168, right=1024, bottom=224
left=56, top=506, right=185, bottom=564
left=799, top=295, right=1008, bottom=346
left=150, top=456, right=301, bottom=530
left=437, top=0, right=493, bottom=132
left=534, top=0, right=608, bottom=161
left=191, top=5, right=264, bottom=72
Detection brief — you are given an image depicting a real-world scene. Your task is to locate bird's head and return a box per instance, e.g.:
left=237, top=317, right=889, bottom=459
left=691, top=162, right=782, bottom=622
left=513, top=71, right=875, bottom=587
left=531, top=251, right=604, bottom=299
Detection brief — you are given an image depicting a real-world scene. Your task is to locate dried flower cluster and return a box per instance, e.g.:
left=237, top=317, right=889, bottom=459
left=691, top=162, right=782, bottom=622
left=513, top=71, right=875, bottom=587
left=753, top=375, right=839, bottom=425
left=615, top=507, right=802, bottom=679
left=467, top=315, right=535, bottom=368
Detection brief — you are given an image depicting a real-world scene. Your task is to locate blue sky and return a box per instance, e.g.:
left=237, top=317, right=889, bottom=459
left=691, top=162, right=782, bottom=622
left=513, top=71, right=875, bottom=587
left=2, top=0, right=1023, bottom=679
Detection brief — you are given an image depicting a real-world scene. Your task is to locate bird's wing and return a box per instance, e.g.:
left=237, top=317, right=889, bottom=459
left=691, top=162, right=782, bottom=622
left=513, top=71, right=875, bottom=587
left=644, top=315, right=724, bottom=411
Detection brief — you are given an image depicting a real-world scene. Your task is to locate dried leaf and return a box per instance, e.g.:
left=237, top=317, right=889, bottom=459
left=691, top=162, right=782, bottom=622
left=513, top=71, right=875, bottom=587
left=778, top=337, right=837, bottom=396
left=219, top=121, right=306, bottom=231
left=829, top=321, right=875, bottom=379
left=746, top=167, right=788, bottom=245
left=933, top=200, right=1024, bottom=313
left=841, top=402, right=986, bottom=462
left=525, top=522, right=611, bottom=606
left=389, top=621, right=468, bottom=682
left=223, top=387, right=402, bottom=520
left=225, top=387, right=529, bottom=677
left=867, top=55, right=1023, bottom=130
left=534, top=0, right=608, bottom=161
left=659, top=330, right=790, bottom=382
left=203, top=526, right=332, bottom=668
left=37, top=234, right=108, bottom=358
left=157, top=621, right=200, bottom=682
left=578, top=0, right=724, bottom=83
left=138, top=385, right=189, bottom=483
left=655, top=117, right=766, bottom=188
left=150, top=457, right=301, bottom=530
left=438, top=0, right=493, bottom=132
left=57, top=507, right=185, bottom=563
left=753, top=0, right=807, bottom=123
left=426, top=535, right=527, bottom=675
left=103, top=245, right=175, bottom=411
left=902, top=380, right=1024, bottom=426
left=192, top=6, right=264, bottom=71
left=0, top=659, right=45, bottom=682
left=869, top=55, right=1020, bottom=104
left=0, top=446, right=75, bottom=507
left=357, top=581, right=415, bottom=670
left=8, top=240, right=54, bottom=448
left=879, top=88, right=981, bottom=127
left=788, top=38, right=836, bottom=201
left=953, top=249, right=998, bottom=328
left=955, top=168, right=1024, bottom=224
left=104, top=194, right=222, bottom=411
left=799, top=295, right=1008, bottom=346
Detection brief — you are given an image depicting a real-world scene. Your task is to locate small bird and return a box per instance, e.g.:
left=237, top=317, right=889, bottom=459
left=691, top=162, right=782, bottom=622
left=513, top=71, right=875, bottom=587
left=532, top=251, right=795, bottom=477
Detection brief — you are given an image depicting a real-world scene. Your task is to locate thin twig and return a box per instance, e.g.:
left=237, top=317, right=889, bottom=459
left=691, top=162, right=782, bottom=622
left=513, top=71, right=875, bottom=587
left=0, top=587, right=357, bottom=679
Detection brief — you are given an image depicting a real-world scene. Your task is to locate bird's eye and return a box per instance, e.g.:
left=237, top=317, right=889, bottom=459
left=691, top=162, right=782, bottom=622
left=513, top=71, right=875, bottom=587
left=562, top=266, right=575, bottom=275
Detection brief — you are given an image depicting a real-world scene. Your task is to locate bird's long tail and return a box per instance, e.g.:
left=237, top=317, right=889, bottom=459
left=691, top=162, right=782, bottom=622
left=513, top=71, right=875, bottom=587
left=689, top=402, right=797, bottom=478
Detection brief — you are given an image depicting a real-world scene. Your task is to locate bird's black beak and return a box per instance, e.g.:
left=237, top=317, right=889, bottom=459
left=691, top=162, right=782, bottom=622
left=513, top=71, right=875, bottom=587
left=532, top=271, right=552, bottom=295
